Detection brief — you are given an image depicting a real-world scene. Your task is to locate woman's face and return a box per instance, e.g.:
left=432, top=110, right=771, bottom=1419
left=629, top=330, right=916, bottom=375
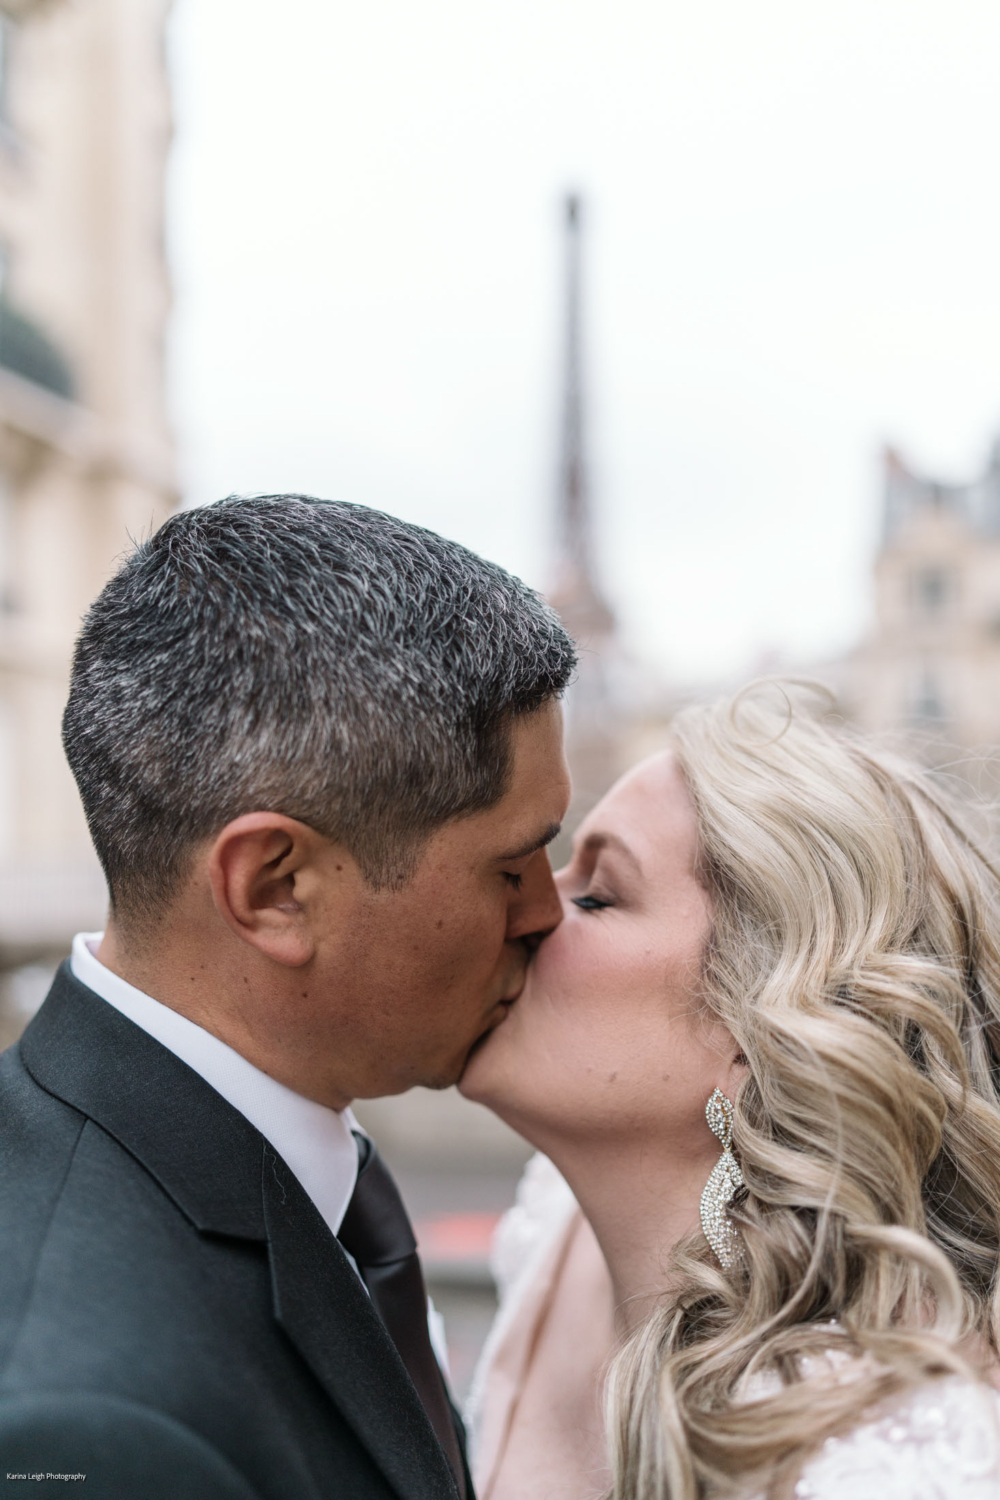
left=460, top=752, right=731, bottom=1160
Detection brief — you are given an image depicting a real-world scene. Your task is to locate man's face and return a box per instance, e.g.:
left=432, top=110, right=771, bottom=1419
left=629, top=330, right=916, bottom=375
left=310, top=701, right=571, bottom=1097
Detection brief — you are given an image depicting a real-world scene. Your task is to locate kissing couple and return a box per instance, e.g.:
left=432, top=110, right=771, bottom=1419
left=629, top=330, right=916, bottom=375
left=1, top=495, right=999, bottom=1500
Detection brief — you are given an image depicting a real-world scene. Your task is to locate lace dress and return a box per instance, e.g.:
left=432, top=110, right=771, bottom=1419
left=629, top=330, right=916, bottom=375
left=469, top=1153, right=1000, bottom=1500
left=784, top=1379, right=1000, bottom=1499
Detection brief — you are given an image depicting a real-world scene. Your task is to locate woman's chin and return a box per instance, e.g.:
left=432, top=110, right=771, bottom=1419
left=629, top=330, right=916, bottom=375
left=458, top=1006, right=519, bottom=1107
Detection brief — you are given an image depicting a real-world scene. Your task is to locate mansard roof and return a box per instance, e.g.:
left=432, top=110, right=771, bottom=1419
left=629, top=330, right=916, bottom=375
left=882, top=437, right=1000, bottom=543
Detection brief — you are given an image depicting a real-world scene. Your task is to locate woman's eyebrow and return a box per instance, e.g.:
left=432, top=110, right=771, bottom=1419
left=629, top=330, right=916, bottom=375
left=496, top=821, right=562, bottom=863
left=579, top=830, right=642, bottom=874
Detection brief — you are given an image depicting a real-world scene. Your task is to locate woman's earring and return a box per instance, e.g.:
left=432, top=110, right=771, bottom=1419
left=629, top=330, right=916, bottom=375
left=700, top=1088, right=744, bottom=1268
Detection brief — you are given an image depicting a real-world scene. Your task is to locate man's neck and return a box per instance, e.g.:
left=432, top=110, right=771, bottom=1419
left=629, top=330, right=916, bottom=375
left=95, top=920, right=355, bottom=1112
left=97, top=921, right=228, bottom=1039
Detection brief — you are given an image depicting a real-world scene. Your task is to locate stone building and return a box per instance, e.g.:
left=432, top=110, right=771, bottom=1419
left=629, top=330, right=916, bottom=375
left=0, top=0, right=176, bottom=971
left=836, top=438, right=1000, bottom=755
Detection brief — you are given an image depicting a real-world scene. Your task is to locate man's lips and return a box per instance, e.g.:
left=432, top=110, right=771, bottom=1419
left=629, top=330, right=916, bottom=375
left=464, top=973, right=526, bottom=1057
left=495, top=938, right=533, bottom=1006
left=497, top=977, right=525, bottom=1007
left=473, top=987, right=522, bottom=1047
left=466, top=1006, right=512, bottom=1061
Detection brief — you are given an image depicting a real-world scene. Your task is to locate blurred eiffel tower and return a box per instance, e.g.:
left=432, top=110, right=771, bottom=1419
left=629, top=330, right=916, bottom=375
left=549, top=195, right=624, bottom=838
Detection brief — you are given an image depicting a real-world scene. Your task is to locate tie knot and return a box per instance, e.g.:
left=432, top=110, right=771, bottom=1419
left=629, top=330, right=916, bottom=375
left=338, top=1136, right=418, bottom=1269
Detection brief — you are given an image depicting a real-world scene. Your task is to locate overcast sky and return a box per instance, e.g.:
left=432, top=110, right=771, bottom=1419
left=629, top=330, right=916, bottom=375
left=167, top=0, right=1000, bottom=686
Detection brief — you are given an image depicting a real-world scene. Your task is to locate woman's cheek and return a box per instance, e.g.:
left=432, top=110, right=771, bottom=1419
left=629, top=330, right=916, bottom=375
left=535, top=915, right=616, bottom=996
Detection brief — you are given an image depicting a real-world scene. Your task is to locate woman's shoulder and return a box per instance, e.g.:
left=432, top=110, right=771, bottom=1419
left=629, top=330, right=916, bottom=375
left=489, top=1151, right=578, bottom=1303
left=790, top=1377, right=1000, bottom=1500
left=464, top=1153, right=583, bottom=1458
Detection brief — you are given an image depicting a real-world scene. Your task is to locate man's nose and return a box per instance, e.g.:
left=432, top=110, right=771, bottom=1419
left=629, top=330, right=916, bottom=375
left=506, top=848, right=563, bottom=951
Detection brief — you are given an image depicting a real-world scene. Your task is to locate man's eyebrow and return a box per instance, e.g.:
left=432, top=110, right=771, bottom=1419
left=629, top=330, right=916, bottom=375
left=496, top=822, right=562, bottom=863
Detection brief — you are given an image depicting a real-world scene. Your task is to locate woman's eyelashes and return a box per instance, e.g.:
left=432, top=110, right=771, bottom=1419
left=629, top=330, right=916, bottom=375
left=572, top=893, right=611, bottom=912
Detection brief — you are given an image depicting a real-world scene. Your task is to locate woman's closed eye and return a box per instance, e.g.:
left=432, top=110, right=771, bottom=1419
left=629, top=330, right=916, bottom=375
left=572, top=893, right=611, bottom=912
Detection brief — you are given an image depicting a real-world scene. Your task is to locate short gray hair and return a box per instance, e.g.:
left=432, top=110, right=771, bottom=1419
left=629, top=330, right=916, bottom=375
left=63, top=495, right=576, bottom=923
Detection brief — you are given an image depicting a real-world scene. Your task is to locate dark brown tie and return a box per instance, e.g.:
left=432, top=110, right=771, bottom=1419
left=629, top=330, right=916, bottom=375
left=338, top=1136, right=466, bottom=1497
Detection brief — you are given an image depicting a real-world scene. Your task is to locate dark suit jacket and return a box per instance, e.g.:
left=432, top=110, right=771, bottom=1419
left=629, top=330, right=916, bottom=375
left=0, top=964, right=470, bottom=1500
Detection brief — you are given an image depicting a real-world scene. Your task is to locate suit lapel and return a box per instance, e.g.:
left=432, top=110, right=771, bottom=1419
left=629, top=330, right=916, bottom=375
left=262, top=1146, right=460, bottom=1500
left=22, top=966, right=462, bottom=1500
left=20, top=965, right=266, bottom=1239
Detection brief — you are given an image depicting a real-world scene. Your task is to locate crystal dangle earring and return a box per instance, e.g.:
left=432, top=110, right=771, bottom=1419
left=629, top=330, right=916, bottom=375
left=700, top=1087, right=744, bottom=1268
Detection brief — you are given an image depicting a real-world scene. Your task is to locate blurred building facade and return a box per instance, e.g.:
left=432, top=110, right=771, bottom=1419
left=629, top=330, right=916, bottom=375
left=0, top=0, right=176, bottom=968
left=836, top=439, right=1000, bottom=754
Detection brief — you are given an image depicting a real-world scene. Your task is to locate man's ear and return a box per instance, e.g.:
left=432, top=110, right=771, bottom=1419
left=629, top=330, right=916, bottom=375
left=207, top=813, right=328, bottom=968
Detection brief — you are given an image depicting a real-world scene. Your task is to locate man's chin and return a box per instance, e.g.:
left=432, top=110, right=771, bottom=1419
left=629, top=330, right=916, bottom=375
left=419, top=1029, right=498, bottom=1092
left=414, top=1002, right=517, bottom=1095
left=418, top=1058, right=467, bottom=1092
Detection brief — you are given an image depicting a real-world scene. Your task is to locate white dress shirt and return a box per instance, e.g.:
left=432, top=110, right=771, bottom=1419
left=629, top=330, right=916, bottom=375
left=70, top=931, right=361, bottom=1237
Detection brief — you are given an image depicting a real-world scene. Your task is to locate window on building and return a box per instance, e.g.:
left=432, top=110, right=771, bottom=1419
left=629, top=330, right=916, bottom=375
left=910, top=564, right=955, bottom=617
left=911, top=663, right=947, bottom=723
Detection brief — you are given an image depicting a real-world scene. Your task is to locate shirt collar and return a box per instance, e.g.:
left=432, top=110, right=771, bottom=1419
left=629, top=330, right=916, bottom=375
left=70, top=931, right=360, bottom=1237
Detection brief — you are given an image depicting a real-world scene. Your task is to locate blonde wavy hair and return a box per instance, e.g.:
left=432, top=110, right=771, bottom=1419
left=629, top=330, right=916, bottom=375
left=606, top=682, right=1000, bottom=1499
